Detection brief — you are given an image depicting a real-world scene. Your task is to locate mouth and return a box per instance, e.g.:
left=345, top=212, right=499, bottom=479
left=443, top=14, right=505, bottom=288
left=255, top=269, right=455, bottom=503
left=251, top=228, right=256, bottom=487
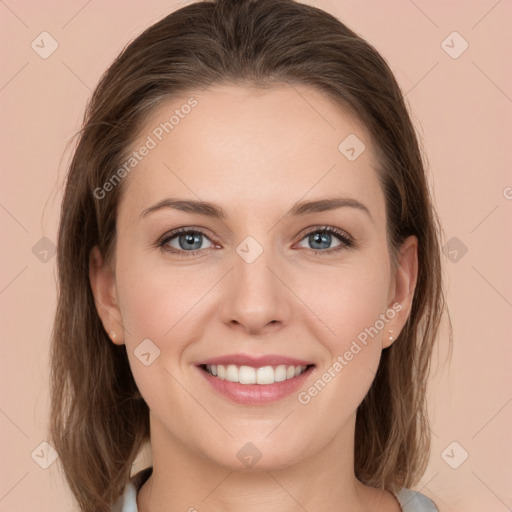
left=195, top=357, right=316, bottom=405
left=199, top=363, right=314, bottom=385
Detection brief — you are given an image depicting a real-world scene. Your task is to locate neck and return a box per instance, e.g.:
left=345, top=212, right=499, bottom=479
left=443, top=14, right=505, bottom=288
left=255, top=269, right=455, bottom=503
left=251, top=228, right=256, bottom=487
left=136, top=412, right=400, bottom=512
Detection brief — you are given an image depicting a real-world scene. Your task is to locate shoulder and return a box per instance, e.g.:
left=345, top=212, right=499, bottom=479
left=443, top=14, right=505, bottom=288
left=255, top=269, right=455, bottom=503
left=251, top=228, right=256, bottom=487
left=395, top=488, right=439, bottom=512
left=112, top=467, right=153, bottom=512
left=113, top=469, right=438, bottom=512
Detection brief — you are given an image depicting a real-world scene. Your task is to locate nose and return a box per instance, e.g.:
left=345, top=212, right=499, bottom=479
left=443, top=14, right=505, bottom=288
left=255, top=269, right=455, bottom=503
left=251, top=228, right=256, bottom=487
left=220, top=242, right=290, bottom=335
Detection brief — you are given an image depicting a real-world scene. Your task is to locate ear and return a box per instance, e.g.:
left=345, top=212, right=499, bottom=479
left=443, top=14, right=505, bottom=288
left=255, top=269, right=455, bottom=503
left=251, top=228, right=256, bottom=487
left=382, top=235, right=418, bottom=349
left=89, top=245, right=124, bottom=345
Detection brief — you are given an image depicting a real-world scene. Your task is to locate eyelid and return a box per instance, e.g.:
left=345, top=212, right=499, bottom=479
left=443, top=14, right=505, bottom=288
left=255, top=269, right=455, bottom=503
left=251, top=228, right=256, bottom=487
left=154, top=228, right=216, bottom=259
left=157, top=224, right=354, bottom=256
left=295, top=224, right=353, bottom=244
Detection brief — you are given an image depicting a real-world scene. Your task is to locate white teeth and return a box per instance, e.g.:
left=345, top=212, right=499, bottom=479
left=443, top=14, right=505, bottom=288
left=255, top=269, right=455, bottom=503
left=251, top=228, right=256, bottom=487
left=239, top=365, right=257, bottom=384
left=226, top=364, right=238, bottom=382
left=256, top=366, right=274, bottom=385
left=274, top=365, right=287, bottom=382
left=204, top=364, right=308, bottom=385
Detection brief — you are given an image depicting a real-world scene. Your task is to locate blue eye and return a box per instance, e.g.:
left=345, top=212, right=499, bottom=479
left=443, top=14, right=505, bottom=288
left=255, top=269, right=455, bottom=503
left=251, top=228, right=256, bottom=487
left=157, top=226, right=353, bottom=257
left=158, top=228, right=214, bottom=256
left=297, top=226, right=353, bottom=253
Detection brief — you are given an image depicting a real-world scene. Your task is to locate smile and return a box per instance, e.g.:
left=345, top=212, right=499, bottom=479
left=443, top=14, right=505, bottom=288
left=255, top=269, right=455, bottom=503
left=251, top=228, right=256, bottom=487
left=197, top=363, right=316, bottom=405
left=202, top=364, right=310, bottom=385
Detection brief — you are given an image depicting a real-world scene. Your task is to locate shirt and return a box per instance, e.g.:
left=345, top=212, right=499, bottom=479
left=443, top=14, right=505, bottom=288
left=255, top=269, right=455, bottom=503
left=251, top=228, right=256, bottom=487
left=113, top=467, right=439, bottom=512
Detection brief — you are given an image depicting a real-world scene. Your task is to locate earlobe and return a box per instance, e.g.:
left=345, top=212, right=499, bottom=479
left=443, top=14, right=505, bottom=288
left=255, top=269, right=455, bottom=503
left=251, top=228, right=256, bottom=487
left=89, top=245, right=124, bottom=345
left=383, top=235, right=419, bottom=349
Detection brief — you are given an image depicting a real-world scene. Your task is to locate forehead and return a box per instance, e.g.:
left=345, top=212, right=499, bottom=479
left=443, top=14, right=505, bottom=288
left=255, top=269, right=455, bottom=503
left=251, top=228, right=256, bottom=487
left=118, top=83, right=384, bottom=221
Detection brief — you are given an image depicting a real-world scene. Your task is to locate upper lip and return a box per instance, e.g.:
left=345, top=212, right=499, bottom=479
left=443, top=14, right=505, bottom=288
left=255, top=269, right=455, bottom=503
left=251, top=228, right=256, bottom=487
left=196, top=353, right=314, bottom=368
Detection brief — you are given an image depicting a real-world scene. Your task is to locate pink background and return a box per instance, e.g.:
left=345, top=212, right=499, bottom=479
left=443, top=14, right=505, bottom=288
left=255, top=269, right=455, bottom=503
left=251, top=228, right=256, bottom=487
left=1, top=0, right=511, bottom=510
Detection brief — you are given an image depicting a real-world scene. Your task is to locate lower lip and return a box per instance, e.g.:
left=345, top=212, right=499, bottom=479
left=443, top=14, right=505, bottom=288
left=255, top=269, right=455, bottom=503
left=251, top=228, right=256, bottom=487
left=197, top=365, right=315, bottom=405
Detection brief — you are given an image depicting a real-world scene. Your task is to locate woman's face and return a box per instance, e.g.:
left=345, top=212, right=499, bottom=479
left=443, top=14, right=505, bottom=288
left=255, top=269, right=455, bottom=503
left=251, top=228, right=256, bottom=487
left=91, top=83, right=417, bottom=470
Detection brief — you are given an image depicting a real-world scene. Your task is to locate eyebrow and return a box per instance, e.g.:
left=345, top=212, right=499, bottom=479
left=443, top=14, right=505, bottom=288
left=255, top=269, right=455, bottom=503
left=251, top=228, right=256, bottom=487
left=139, top=197, right=373, bottom=222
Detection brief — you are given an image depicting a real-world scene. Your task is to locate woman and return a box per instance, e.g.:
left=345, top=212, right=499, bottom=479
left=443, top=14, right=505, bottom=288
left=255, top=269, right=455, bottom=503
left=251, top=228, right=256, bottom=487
left=49, top=0, right=447, bottom=511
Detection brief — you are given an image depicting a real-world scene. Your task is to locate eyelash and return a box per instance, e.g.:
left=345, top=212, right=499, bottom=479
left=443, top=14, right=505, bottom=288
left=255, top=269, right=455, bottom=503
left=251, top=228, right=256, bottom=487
left=156, top=226, right=354, bottom=258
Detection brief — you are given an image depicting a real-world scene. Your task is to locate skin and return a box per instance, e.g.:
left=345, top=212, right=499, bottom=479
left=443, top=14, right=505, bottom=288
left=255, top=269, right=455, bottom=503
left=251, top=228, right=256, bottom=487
left=89, top=83, right=418, bottom=512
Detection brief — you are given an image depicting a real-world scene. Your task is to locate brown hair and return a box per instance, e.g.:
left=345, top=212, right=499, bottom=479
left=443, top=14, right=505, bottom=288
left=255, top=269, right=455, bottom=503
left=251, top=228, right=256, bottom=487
left=49, top=0, right=449, bottom=510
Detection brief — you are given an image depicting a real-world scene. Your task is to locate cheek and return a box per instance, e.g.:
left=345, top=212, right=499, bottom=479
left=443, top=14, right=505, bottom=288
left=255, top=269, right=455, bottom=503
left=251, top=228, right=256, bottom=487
left=297, top=276, right=388, bottom=416
left=114, top=256, right=208, bottom=410
left=115, top=250, right=212, bottom=338
left=114, top=252, right=221, bottom=399
left=301, top=259, right=391, bottom=345
left=295, top=255, right=391, bottom=405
